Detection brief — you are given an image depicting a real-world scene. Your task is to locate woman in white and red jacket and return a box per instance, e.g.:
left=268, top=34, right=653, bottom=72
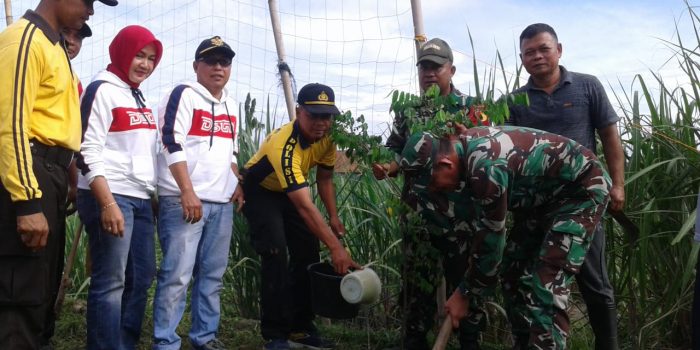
left=76, top=25, right=162, bottom=350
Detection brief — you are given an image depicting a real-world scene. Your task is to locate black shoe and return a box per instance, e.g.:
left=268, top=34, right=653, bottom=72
left=589, top=307, right=619, bottom=350
left=264, top=339, right=291, bottom=350
left=288, top=332, right=335, bottom=349
left=193, top=338, right=228, bottom=350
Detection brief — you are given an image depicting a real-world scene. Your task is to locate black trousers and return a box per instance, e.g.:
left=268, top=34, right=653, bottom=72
left=242, top=184, right=320, bottom=340
left=576, top=223, right=619, bottom=349
left=0, top=144, right=69, bottom=350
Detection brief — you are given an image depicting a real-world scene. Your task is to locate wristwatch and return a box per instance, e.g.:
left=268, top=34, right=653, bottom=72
left=458, top=282, right=471, bottom=297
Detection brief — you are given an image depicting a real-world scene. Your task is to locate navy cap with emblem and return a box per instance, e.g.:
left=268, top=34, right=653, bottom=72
left=98, top=0, right=119, bottom=6
left=195, top=36, right=236, bottom=60
left=78, top=23, right=92, bottom=38
left=416, top=37, right=453, bottom=66
left=297, top=83, right=341, bottom=115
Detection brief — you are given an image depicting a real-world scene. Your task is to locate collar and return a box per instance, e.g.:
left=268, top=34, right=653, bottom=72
left=525, top=65, right=573, bottom=92
left=23, top=10, right=61, bottom=45
left=450, top=84, right=464, bottom=97
left=449, top=86, right=476, bottom=109
left=292, top=121, right=312, bottom=149
left=558, top=66, right=573, bottom=85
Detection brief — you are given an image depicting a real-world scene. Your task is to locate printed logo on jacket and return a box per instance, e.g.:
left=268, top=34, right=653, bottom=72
left=188, top=109, right=237, bottom=138
left=109, top=107, right=156, bottom=131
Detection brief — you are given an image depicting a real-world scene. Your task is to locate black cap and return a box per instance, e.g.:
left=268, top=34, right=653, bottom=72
left=416, top=38, right=453, bottom=65
left=297, top=83, right=341, bottom=115
left=195, top=36, right=235, bottom=60
left=98, top=0, right=119, bottom=6
left=78, top=23, right=92, bottom=38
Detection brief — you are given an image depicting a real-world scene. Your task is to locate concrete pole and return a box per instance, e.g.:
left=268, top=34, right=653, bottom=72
left=4, top=0, right=13, bottom=26
left=268, top=0, right=296, bottom=121
left=410, top=0, right=426, bottom=57
left=410, top=0, right=427, bottom=96
left=411, top=0, right=449, bottom=324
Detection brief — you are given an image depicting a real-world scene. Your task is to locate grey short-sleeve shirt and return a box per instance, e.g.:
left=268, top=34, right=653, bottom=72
left=507, top=66, right=619, bottom=152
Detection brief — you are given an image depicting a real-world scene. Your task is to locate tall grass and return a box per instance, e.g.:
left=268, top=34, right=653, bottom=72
left=223, top=94, right=279, bottom=319
left=63, top=214, right=90, bottom=299
left=607, top=3, right=700, bottom=346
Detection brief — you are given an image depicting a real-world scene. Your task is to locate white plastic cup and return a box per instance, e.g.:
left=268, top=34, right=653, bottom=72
left=340, top=267, right=381, bottom=304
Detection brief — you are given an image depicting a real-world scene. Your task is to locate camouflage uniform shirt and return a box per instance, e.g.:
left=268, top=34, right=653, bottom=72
left=453, top=126, right=611, bottom=297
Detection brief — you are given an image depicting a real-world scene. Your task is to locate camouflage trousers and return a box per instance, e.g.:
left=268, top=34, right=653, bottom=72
left=400, top=221, right=485, bottom=349
left=501, top=194, right=608, bottom=350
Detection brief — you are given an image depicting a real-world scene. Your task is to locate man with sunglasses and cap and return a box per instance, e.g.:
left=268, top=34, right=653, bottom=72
left=153, top=36, right=244, bottom=350
left=0, top=0, right=117, bottom=349
left=242, top=83, right=361, bottom=350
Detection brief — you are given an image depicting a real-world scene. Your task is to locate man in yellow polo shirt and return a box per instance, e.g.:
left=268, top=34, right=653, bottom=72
left=243, top=83, right=360, bottom=350
left=0, top=0, right=117, bottom=348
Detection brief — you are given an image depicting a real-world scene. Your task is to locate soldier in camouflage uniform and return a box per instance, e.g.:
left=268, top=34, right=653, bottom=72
left=400, top=126, right=611, bottom=350
left=373, top=38, right=485, bottom=350
left=373, top=38, right=490, bottom=350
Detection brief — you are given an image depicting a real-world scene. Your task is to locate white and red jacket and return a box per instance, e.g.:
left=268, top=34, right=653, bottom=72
left=76, top=70, right=158, bottom=199
left=157, top=81, right=239, bottom=203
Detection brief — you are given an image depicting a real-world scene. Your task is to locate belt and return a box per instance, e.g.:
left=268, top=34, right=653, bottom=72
left=29, top=141, right=73, bottom=169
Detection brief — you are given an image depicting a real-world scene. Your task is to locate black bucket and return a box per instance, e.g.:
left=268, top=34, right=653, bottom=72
left=307, top=262, right=359, bottom=319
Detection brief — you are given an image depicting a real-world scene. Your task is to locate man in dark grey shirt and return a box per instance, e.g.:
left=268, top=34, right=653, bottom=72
left=507, top=23, right=625, bottom=350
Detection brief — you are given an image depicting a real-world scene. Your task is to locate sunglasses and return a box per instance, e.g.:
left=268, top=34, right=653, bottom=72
left=198, top=56, right=232, bottom=67
left=299, top=106, right=334, bottom=120
left=309, top=113, right=334, bottom=120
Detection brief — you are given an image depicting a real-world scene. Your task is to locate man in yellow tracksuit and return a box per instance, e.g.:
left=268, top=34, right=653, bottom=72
left=0, top=1, right=117, bottom=348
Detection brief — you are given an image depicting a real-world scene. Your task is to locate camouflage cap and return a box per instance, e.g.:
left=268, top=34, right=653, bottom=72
left=400, top=132, right=438, bottom=176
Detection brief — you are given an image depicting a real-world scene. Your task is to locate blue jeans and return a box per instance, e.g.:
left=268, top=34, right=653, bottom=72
left=77, top=190, right=156, bottom=350
left=152, top=196, right=234, bottom=350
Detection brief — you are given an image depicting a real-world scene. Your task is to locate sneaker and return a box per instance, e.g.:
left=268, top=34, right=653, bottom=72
left=264, top=339, right=291, bottom=350
left=288, top=332, right=335, bottom=349
left=193, top=338, right=228, bottom=350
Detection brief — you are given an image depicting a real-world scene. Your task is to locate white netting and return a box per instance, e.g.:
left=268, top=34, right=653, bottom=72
left=4, top=1, right=692, bottom=133
left=3, top=0, right=434, bottom=138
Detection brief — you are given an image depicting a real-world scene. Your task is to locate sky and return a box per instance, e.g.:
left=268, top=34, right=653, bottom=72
left=1, top=0, right=695, bottom=136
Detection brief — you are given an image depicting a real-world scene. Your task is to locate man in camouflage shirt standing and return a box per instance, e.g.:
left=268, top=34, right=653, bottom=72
left=400, top=126, right=611, bottom=350
left=373, top=38, right=485, bottom=349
